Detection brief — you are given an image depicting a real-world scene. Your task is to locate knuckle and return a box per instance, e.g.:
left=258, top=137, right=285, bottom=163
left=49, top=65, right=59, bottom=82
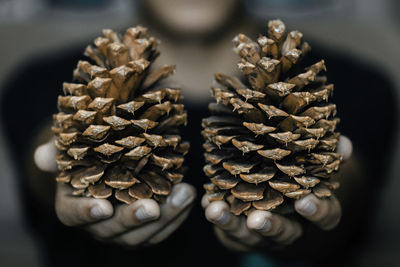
left=87, top=225, right=114, bottom=239
left=268, top=215, right=285, bottom=236
left=118, top=234, right=142, bottom=246
left=55, top=202, right=74, bottom=226
left=88, top=227, right=105, bottom=238
left=56, top=213, right=73, bottom=226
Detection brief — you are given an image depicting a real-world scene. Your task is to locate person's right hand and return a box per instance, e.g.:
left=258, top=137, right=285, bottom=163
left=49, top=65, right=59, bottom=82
left=34, top=139, right=196, bottom=247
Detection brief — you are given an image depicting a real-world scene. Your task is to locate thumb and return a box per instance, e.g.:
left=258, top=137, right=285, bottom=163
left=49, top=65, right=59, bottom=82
left=34, top=137, right=58, bottom=172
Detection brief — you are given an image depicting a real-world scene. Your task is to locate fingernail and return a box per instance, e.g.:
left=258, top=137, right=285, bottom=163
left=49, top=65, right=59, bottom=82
left=215, top=211, right=231, bottom=225
left=90, top=205, right=109, bottom=219
left=135, top=206, right=157, bottom=222
left=297, top=199, right=317, bottom=216
left=169, top=187, right=193, bottom=208
left=260, top=218, right=272, bottom=232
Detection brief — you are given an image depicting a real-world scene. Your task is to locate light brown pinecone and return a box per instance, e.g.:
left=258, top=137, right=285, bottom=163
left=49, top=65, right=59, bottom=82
left=202, top=20, right=342, bottom=216
left=53, top=26, right=189, bottom=205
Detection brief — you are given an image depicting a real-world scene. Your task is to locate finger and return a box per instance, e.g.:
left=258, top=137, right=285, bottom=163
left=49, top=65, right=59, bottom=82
left=205, top=201, right=262, bottom=246
left=112, top=183, right=196, bottom=246
left=86, top=198, right=160, bottom=239
left=34, top=138, right=58, bottom=172
left=295, top=194, right=341, bottom=230
left=205, top=201, right=240, bottom=231
left=336, top=135, right=353, bottom=161
left=55, top=183, right=113, bottom=226
left=147, top=207, right=192, bottom=245
left=201, top=194, right=210, bottom=209
left=247, top=210, right=302, bottom=245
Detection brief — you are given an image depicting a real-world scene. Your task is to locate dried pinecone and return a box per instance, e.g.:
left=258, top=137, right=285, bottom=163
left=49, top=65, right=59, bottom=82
left=202, top=19, right=342, bottom=216
left=53, top=26, right=189, bottom=204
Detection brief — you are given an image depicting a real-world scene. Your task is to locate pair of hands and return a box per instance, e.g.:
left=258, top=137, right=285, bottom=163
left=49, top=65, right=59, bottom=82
left=34, top=136, right=352, bottom=250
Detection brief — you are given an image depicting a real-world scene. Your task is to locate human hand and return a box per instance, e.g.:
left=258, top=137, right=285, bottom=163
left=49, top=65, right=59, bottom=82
left=202, top=136, right=352, bottom=251
left=34, top=139, right=196, bottom=247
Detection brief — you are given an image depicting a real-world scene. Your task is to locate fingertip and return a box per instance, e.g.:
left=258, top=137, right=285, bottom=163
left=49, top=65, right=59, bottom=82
left=34, top=140, right=57, bottom=172
left=296, top=194, right=342, bottom=230
left=205, top=201, right=230, bottom=224
left=134, top=199, right=160, bottom=222
left=294, top=194, right=319, bottom=217
left=55, top=196, right=113, bottom=226
left=167, top=183, right=196, bottom=208
left=89, top=200, right=113, bottom=220
left=174, top=183, right=197, bottom=198
left=337, top=135, right=353, bottom=161
left=247, top=210, right=272, bottom=232
left=201, top=194, right=210, bottom=209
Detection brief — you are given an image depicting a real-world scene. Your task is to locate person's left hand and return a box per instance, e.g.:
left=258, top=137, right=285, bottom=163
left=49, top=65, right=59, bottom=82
left=202, top=135, right=352, bottom=251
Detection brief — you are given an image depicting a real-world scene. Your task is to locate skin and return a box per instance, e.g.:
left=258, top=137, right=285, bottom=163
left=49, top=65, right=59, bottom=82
left=33, top=0, right=354, bottom=249
left=142, top=0, right=240, bottom=36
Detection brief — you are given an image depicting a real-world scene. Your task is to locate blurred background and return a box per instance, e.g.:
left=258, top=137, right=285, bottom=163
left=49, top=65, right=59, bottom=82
left=0, top=0, right=399, bottom=266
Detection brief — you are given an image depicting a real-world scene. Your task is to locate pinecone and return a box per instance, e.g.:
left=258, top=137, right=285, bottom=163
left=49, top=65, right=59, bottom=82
left=52, top=26, right=189, bottom=205
left=202, top=20, right=342, bottom=216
